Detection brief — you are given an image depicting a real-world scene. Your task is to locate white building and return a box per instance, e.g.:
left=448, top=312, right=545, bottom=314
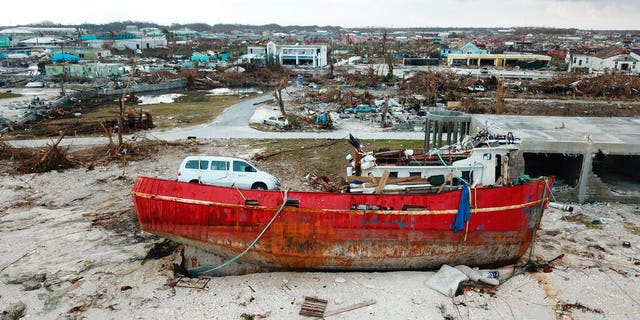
left=568, top=48, right=640, bottom=74
left=84, top=37, right=167, bottom=51
left=111, top=36, right=167, bottom=51
left=264, top=42, right=328, bottom=67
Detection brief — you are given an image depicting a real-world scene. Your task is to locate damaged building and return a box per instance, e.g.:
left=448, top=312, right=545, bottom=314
left=567, top=48, right=640, bottom=74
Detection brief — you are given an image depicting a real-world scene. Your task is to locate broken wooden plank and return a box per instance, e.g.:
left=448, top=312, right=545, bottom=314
left=323, top=299, right=376, bottom=318
left=374, top=170, right=390, bottom=194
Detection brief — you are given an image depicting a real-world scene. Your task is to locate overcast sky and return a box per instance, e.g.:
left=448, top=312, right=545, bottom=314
left=3, top=0, right=639, bottom=30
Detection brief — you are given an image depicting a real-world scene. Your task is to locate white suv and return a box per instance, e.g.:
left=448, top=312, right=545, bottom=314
left=177, top=156, right=281, bottom=190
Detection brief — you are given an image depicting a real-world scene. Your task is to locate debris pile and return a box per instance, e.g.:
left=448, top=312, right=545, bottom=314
left=0, top=136, right=174, bottom=175
left=531, top=73, right=640, bottom=99
left=1, top=135, right=80, bottom=174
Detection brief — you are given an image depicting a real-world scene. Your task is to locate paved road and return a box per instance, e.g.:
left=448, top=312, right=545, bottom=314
left=150, top=94, right=425, bottom=140
left=6, top=94, right=425, bottom=148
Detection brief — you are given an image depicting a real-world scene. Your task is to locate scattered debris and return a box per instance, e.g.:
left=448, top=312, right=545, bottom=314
left=141, top=240, right=180, bottom=265
left=174, top=277, right=210, bottom=290
left=560, top=302, right=603, bottom=314
left=425, top=264, right=469, bottom=297
left=323, top=299, right=376, bottom=318
left=299, top=296, right=328, bottom=317
left=251, top=140, right=341, bottom=161
left=1, top=301, right=26, bottom=320
left=299, top=296, right=376, bottom=318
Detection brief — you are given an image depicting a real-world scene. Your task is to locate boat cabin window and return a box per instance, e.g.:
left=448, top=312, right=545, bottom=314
left=409, top=172, right=421, bottom=177
left=233, top=160, right=257, bottom=173
left=185, top=160, right=209, bottom=170
left=483, top=153, right=492, bottom=160
left=495, top=155, right=502, bottom=181
left=461, top=170, right=473, bottom=184
left=389, top=172, right=398, bottom=178
left=211, top=160, right=230, bottom=171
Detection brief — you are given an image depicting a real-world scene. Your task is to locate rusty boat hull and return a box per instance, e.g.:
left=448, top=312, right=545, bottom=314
left=132, top=176, right=552, bottom=271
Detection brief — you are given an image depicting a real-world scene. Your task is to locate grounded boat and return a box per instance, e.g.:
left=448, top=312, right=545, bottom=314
left=132, top=173, right=553, bottom=274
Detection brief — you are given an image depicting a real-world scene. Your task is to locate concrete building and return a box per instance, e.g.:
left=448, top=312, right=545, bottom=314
left=50, top=48, right=109, bottom=61
left=111, top=36, right=167, bottom=51
left=265, top=42, right=328, bottom=67
left=447, top=52, right=551, bottom=69
left=471, top=115, right=640, bottom=204
left=45, top=63, right=125, bottom=78
left=568, top=48, right=640, bottom=74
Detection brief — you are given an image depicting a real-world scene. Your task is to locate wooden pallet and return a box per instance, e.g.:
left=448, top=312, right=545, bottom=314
left=299, top=296, right=328, bottom=317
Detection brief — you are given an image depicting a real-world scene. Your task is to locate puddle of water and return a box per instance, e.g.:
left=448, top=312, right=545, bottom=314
left=206, top=88, right=263, bottom=96
left=137, top=93, right=185, bottom=105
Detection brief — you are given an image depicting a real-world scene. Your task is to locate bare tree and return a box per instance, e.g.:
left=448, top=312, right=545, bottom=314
left=117, top=57, right=138, bottom=147
left=273, top=76, right=289, bottom=116
left=493, top=80, right=506, bottom=115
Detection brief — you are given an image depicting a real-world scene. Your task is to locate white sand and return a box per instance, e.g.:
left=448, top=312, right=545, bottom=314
left=1, top=141, right=639, bottom=320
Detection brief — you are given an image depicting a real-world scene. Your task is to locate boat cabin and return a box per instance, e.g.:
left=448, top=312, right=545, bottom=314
left=347, top=145, right=519, bottom=191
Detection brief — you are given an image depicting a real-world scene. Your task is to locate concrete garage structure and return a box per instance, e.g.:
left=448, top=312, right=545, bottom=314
left=447, top=53, right=551, bottom=69
left=471, top=115, right=640, bottom=203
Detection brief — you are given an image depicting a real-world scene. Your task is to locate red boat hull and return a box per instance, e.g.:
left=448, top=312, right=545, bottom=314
left=132, top=176, right=552, bottom=272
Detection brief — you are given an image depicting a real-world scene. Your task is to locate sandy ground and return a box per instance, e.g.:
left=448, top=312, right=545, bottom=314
left=0, top=138, right=639, bottom=319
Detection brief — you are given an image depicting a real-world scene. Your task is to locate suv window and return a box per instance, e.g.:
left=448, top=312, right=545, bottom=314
left=211, top=160, right=229, bottom=171
left=185, top=160, right=209, bottom=169
left=233, top=160, right=256, bottom=172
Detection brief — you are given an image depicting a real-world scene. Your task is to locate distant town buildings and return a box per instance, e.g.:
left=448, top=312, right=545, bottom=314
left=0, top=23, right=639, bottom=78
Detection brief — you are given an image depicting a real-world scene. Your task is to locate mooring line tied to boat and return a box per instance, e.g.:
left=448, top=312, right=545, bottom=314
left=187, top=189, right=290, bottom=277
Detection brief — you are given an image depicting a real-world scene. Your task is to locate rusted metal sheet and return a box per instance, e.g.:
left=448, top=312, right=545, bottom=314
left=131, top=176, right=553, bottom=271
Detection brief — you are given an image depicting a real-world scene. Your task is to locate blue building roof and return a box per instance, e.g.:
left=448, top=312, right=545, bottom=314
left=53, top=52, right=80, bottom=62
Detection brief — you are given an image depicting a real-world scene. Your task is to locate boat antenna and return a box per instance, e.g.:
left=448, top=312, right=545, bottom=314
left=348, top=133, right=362, bottom=152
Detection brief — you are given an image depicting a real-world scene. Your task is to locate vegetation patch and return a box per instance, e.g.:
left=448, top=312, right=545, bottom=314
left=0, top=92, right=21, bottom=99
left=623, top=221, right=640, bottom=236
left=561, top=214, right=603, bottom=229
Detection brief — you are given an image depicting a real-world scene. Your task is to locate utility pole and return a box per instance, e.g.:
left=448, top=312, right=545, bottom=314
left=60, top=39, right=66, bottom=96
